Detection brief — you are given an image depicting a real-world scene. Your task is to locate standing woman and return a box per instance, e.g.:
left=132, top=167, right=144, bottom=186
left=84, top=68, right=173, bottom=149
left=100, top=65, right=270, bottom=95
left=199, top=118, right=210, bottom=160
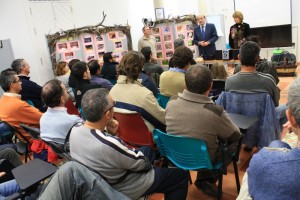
left=229, top=11, right=250, bottom=49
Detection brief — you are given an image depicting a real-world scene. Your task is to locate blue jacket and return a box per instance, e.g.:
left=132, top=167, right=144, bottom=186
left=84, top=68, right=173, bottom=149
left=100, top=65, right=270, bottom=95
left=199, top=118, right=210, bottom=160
left=216, top=92, right=280, bottom=148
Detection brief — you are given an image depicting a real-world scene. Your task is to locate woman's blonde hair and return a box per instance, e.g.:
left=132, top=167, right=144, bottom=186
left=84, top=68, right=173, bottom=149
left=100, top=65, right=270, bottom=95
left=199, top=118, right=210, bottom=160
left=232, top=11, right=244, bottom=21
left=55, top=61, right=67, bottom=76
left=210, top=62, right=228, bottom=80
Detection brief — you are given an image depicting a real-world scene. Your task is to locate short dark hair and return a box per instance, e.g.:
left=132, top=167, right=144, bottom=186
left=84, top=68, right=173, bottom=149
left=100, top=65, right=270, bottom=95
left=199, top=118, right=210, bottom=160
left=71, top=61, right=88, bottom=80
left=174, top=38, right=184, bottom=49
left=103, top=52, right=113, bottom=63
left=87, top=60, right=100, bottom=75
left=41, top=79, right=63, bottom=108
left=172, top=46, right=193, bottom=69
left=0, top=70, right=17, bottom=92
left=117, top=51, right=144, bottom=82
left=185, top=64, right=212, bottom=94
left=81, top=88, right=110, bottom=122
left=141, top=46, right=152, bottom=61
left=11, top=59, right=25, bottom=74
left=68, top=59, right=80, bottom=70
left=240, top=41, right=260, bottom=66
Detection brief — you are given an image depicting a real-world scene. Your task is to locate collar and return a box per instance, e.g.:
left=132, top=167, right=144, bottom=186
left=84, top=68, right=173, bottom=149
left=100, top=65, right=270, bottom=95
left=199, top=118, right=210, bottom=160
left=48, top=107, right=67, bottom=111
left=117, top=75, right=143, bottom=86
left=18, top=74, right=30, bottom=78
left=3, top=92, right=21, bottom=98
left=178, top=89, right=213, bottom=104
left=169, top=68, right=186, bottom=73
left=200, top=23, right=206, bottom=28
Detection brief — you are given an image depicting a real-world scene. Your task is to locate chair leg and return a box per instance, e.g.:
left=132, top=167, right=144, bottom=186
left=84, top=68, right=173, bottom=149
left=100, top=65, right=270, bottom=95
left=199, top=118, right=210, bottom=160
left=187, top=170, right=192, bottom=184
left=233, top=161, right=241, bottom=193
left=217, top=173, right=223, bottom=200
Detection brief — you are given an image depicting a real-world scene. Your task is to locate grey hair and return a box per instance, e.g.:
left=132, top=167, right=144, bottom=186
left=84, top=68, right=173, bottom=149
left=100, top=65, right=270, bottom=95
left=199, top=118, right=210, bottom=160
left=288, top=78, right=300, bottom=127
left=81, top=88, right=110, bottom=122
left=11, top=59, right=25, bottom=74
left=174, top=38, right=185, bottom=49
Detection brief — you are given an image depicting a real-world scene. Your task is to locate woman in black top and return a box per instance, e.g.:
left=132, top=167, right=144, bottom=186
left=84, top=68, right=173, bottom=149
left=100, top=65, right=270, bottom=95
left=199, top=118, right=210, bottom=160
left=229, top=11, right=250, bottom=49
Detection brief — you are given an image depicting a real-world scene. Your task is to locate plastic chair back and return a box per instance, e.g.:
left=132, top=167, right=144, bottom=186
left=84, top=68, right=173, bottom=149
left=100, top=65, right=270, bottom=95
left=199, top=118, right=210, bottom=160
left=45, top=141, right=73, bottom=161
left=153, top=129, right=217, bottom=170
left=114, top=112, right=156, bottom=149
left=156, top=93, right=170, bottom=109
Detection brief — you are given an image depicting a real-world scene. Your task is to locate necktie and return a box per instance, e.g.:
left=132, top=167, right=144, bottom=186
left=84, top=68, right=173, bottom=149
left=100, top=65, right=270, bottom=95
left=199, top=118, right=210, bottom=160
left=201, top=26, right=205, bottom=39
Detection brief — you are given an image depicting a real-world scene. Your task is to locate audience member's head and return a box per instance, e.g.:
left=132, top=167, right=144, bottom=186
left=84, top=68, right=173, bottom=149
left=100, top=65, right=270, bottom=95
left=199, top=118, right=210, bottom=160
left=117, top=51, right=144, bottom=82
left=55, top=61, right=69, bottom=76
left=239, top=41, right=260, bottom=67
left=174, top=38, right=185, bottom=49
left=103, top=52, right=114, bottom=63
left=42, top=79, right=68, bottom=108
left=87, top=60, right=101, bottom=76
left=185, top=64, right=212, bottom=95
left=141, top=46, right=152, bottom=62
left=81, top=88, right=114, bottom=123
left=172, top=46, right=193, bottom=69
left=71, top=61, right=90, bottom=80
left=68, top=59, right=80, bottom=70
left=287, top=78, right=300, bottom=129
left=11, top=58, right=30, bottom=75
left=210, top=62, right=228, bottom=79
left=0, top=70, right=21, bottom=93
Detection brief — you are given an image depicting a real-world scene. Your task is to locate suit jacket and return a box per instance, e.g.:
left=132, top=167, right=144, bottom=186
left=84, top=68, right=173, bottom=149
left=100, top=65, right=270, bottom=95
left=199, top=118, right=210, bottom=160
left=193, top=23, right=218, bottom=57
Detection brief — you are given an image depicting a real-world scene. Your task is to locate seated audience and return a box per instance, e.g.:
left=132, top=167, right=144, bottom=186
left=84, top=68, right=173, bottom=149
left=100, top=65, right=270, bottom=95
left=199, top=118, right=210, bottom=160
left=160, top=46, right=193, bottom=97
left=110, top=51, right=165, bottom=131
left=210, top=62, right=228, bottom=79
left=0, top=70, right=42, bottom=141
left=141, top=46, right=164, bottom=75
left=169, top=38, right=196, bottom=68
left=71, top=61, right=103, bottom=107
left=100, top=52, right=118, bottom=83
left=234, top=36, right=279, bottom=84
left=237, top=78, right=300, bottom=200
left=40, top=79, right=82, bottom=145
left=87, top=60, right=113, bottom=89
left=54, top=61, right=74, bottom=98
left=166, top=65, right=241, bottom=197
left=11, top=59, right=46, bottom=112
left=69, top=88, right=188, bottom=200
left=67, top=59, right=80, bottom=88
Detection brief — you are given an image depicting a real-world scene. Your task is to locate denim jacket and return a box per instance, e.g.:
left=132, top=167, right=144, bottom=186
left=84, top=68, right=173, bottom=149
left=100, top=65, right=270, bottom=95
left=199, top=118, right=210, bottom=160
left=216, top=92, right=280, bottom=148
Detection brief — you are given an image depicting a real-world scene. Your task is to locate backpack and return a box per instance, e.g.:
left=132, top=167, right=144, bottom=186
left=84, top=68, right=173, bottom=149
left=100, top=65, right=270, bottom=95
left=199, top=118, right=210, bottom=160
left=271, top=51, right=296, bottom=68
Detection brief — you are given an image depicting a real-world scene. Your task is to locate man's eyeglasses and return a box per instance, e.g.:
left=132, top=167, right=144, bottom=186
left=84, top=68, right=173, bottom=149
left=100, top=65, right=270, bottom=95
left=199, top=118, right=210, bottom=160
left=103, top=101, right=116, bottom=114
left=13, top=79, right=22, bottom=83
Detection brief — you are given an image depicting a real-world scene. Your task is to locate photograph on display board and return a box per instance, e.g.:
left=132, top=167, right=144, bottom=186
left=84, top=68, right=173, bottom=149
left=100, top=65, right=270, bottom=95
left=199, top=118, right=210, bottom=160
left=97, top=44, right=105, bottom=50
left=70, top=41, right=80, bottom=50
left=64, top=52, right=75, bottom=61
left=84, top=36, right=92, bottom=43
left=164, top=42, right=172, bottom=50
left=114, top=52, right=120, bottom=59
left=186, top=24, right=194, bottom=31
left=108, top=32, right=117, bottom=39
left=155, top=36, right=161, bottom=42
left=166, top=51, right=174, bottom=58
left=162, top=59, right=169, bottom=65
left=57, top=43, right=68, bottom=52
left=164, top=35, right=172, bottom=42
left=87, top=53, right=95, bottom=61
left=98, top=51, right=105, bottom=58
left=176, top=25, right=184, bottom=32
left=152, top=27, right=160, bottom=34
left=115, top=41, right=123, bottom=49
left=187, top=32, right=194, bottom=39
left=177, top=34, right=185, bottom=40
left=121, top=50, right=128, bottom=56
left=96, top=35, right=104, bottom=42
left=118, top=31, right=126, bottom=38
left=157, top=52, right=163, bottom=59
left=163, top=26, right=171, bottom=33
left=156, top=43, right=162, bottom=51
left=85, top=45, right=93, bottom=51
left=187, top=40, right=193, bottom=46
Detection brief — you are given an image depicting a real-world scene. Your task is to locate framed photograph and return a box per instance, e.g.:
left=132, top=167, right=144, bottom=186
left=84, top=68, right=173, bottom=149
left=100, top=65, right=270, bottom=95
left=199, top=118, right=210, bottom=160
left=85, top=45, right=93, bottom=51
left=155, top=8, right=164, bottom=20
left=96, top=35, right=104, bottom=42
left=152, top=27, right=160, bottom=35
left=121, top=50, right=128, bottom=56
left=118, top=31, right=126, bottom=38
left=98, top=51, right=105, bottom=58
left=156, top=43, right=162, bottom=51
left=114, top=52, right=120, bottom=59
left=83, top=36, right=92, bottom=43
left=187, top=40, right=193, bottom=47
left=114, top=41, right=123, bottom=49
left=64, top=52, right=75, bottom=61
left=162, top=59, right=169, bottom=65
left=187, top=32, right=194, bottom=39
left=157, top=52, right=163, bottom=59
left=186, top=24, right=194, bottom=31
left=163, top=35, right=172, bottom=42
left=69, top=41, right=79, bottom=50
left=87, top=53, right=95, bottom=61
left=164, top=42, right=173, bottom=50
left=177, top=25, right=184, bottom=32
left=57, top=43, right=68, bottom=52
left=108, top=32, right=116, bottom=39
left=177, top=34, right=185, bottom=40
left=165, top=51, right=174, bottom=58
left=97, top=44, right=105, bottom=50
left=163, top=26, right=171, bottom=33
left=155, top=36, right=161, bottom=43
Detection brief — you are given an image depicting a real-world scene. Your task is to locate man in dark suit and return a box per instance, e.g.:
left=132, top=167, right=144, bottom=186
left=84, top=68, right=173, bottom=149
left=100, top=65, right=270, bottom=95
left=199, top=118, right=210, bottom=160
left=193, top=15, right=218, bottom=59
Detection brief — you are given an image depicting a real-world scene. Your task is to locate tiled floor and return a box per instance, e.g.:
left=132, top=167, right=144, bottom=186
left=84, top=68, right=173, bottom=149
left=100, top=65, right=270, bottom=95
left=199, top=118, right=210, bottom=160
left=149, top=75, right=295, bottom=200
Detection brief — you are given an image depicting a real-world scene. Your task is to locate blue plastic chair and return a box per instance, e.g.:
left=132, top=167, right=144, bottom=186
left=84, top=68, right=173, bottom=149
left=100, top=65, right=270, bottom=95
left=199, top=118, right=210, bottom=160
left=77, top=107, right=86, bottom=121
left=156, top=93, right=170, bottom=109
left=153, top=129, right=241, bottom=200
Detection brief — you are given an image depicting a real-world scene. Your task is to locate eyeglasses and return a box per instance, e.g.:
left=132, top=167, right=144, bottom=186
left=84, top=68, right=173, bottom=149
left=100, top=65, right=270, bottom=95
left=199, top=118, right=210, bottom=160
left=103, top=100, right=116, bottom=114
left=13, top=79, right=22, bottom=83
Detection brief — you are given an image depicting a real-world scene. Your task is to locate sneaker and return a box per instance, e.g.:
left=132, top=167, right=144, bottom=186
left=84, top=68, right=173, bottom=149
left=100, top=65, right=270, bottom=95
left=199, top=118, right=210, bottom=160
left=194, top=180, right=218, bottom=197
